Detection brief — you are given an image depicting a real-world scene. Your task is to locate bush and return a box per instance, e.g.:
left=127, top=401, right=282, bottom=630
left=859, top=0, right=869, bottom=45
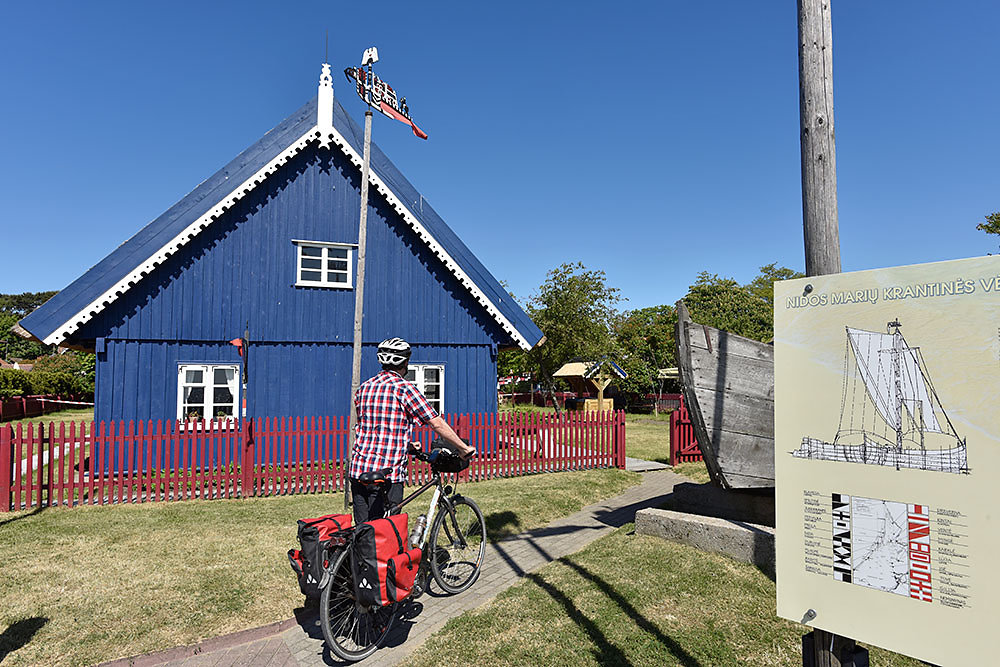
left=0, top=369, right=31, bottom=398
left=0, top=369, right=93, bottom=400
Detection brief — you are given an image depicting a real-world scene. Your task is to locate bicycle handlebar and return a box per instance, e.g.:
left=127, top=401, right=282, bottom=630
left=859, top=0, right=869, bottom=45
left=408, top=440, right=475, bottom=464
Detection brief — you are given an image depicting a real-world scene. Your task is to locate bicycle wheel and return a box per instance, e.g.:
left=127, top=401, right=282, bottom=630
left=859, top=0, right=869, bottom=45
left=319, top=547, right=398, bottom=662
left=428, top=495, right=486, bottom=594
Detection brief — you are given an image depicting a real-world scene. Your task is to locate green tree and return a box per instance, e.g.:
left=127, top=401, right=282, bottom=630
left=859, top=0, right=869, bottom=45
left=507, top=263, right=622, bottom=411
left=612, top=305, right=677, bottom=412
left=978, top=211, right=1000, bottom=249
left=0, top=291, right=58, bottom=316
left=0, top=312, right=53, bottom=361
left=747, top=262, right=804, bottom=309
left=682, top=264, right=802, bottom=342
left=0, top=291, right=59, bottom=361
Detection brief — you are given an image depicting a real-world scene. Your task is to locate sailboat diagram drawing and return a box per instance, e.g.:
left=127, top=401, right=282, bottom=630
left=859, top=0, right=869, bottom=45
left=791, top=320, right=970, bottom=475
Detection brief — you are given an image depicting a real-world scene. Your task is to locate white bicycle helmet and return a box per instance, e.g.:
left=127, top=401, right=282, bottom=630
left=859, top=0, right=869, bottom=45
left=377, top=337, right=412, bottom=366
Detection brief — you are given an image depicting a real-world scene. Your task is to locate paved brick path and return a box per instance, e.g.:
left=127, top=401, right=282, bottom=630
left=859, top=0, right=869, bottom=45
left=132, top=466, right=685, bottom=667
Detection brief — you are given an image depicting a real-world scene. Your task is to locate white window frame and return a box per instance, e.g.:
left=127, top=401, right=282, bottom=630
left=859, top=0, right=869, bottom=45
left=176, top=364, right=240, bottom=423
left=293, top=239, right=356, bottom=289
left=405, top=364, right=445, bottom=415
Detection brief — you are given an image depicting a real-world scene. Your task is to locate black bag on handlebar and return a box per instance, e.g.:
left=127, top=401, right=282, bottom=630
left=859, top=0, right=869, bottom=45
left=429, top=439, right=471, bottom=473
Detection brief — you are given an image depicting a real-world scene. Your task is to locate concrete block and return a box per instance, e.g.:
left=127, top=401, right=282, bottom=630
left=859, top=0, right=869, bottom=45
left=635, top=508, right=774, bottom=578
left=663, top=481, right=775, bottom=526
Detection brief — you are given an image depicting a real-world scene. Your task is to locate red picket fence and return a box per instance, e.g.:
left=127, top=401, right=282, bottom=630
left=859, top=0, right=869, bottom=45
left=642, top=393, right=684, bottom=414
left=0, top=395, right=92, bottom=422
left=669, top=402, right=703, bottom=465
left=1, top=410, right=626, bottom=511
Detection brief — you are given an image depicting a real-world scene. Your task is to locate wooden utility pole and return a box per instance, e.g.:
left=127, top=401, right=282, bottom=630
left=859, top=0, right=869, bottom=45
left=797, top=2, right=864, bottom=666
left=344, top=108, right=373, bottom=511
left=798, top=0, right=841, bottom=277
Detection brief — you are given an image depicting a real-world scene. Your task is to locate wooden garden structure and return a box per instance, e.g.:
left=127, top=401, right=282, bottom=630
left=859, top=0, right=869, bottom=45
left=552, top=358, right=627, bottom=412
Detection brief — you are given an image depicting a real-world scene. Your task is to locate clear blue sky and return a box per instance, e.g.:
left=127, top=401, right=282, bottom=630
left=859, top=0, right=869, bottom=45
left=1, top=1, right=997, bottom=311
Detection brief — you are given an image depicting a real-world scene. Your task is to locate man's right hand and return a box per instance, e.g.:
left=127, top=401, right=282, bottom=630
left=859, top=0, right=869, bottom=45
left=428, top=415, right=476, bottom=459
left=456, top=440, right=476, bottom=459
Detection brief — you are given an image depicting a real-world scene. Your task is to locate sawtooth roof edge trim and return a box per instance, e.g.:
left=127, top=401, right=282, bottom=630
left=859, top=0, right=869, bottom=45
left=23, top=97, right=542, bottom=351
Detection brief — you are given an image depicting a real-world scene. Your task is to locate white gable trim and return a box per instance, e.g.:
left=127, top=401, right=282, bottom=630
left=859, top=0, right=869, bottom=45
left=315, top=126, right=531, bottom=350
left=45, top=121, right=532, bottom=350
left=43, top=127, right=319, bottom=346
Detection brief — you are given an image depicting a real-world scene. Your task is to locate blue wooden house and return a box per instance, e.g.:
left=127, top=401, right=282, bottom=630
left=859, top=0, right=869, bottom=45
left=19, top=65, right=543, bottom=424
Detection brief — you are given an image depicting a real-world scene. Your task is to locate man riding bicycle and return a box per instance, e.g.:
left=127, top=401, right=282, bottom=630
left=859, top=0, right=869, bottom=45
left=349, top=337, right=475, bottom=524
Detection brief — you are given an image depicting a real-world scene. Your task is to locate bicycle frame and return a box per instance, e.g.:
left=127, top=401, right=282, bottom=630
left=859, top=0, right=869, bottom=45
left=388, top=471, right=466, bottom=552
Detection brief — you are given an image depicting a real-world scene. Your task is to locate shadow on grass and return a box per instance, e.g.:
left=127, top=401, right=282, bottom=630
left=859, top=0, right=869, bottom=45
left=523, top=571, right=637, bottom=666
left=484, top=510, right=521, bottom=540
left=0, top=616, right=48, bottom=662
left=0, top=506, right=44, bottom=528
left=492, top=535, right=701, bottom=666
left=558, top=558, right=701, bottom=666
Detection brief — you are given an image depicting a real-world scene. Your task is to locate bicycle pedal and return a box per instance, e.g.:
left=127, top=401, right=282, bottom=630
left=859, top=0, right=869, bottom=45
left=410, top=572, right=427, bottom=599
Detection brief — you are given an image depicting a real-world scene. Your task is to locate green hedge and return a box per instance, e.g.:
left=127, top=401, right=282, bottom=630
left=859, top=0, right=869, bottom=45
left=0, top=369, right=93, bottom=400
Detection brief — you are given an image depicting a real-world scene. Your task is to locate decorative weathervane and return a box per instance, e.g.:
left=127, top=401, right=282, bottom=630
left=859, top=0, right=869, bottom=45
left=344, top=47, right=428, bottom=139
left=344, top=45, right=428, bottom=510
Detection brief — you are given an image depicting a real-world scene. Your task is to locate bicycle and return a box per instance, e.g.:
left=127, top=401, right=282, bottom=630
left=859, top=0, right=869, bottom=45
left=319, top=442, right=487, bottom=662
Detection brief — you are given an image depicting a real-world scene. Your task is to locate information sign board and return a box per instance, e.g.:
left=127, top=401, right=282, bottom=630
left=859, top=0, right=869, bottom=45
left=774, top=255, right=1000, bottom=666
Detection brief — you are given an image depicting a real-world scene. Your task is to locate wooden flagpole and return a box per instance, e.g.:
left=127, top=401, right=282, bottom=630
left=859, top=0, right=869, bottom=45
left=797, top=2, right=864, bottom=664
left=345, top=107, right=373, bottom=511
left=799, top=0, right=841, bottom=277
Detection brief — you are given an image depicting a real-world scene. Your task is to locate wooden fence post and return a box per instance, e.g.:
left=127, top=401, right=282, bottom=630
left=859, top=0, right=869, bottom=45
left=614, top=411, right=626, bottom=469
left=240, top=419, right=254, bottom=498
left=668, top=409, right=678, bottom=466
left=0, top=426, right=10, bottom=512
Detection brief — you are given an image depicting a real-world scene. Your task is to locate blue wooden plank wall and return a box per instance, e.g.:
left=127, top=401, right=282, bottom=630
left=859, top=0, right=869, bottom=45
left=95, top=340, right=498, bottom=422
left=79, top=145, right=505, bottom=345
left=83, top=143, right=507, bottom=422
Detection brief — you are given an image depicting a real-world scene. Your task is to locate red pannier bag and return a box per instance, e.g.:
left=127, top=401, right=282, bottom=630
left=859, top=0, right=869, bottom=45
left=385, top=547, right=422, bottom=601
left=294, top=513, right=353, bottom=596
left=351, top=513, right=422, bottom=606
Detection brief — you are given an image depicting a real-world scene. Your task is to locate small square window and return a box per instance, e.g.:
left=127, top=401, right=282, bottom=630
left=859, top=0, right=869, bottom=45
left=294, top=241, right=354, bottom=289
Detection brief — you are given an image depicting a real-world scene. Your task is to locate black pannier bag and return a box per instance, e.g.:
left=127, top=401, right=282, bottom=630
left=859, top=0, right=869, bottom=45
left=351, top=513, right=422, bottom=607
left=287, top=548, right=321, bottom=599
left=293, top=513, right=353, bottom=596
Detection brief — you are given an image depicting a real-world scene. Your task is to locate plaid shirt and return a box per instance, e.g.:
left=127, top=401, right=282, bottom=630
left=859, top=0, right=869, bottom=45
left=349, top=370, right=438, bottom=483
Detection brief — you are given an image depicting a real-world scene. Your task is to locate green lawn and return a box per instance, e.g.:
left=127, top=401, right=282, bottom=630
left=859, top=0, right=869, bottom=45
left=623, top=416, right=713, bottom=485
left=623, top=416, right=670, bottom=464
left=404, top=527, right=923, bottom=667
left=671, top=460, right=711, bottom=484
left=499, top=406, right=673, bottom=465
left=0, top=468, right=639, bottom=666
left=2, top=408, right=93, bottom=430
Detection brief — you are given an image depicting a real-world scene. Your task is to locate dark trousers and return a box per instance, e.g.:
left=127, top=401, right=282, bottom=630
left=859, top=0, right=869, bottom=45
left=350, top=479, right=404, bottom=525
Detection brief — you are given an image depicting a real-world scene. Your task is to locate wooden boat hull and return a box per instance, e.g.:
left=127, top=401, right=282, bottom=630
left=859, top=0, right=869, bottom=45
left=675, top=301, right=775, bottom=489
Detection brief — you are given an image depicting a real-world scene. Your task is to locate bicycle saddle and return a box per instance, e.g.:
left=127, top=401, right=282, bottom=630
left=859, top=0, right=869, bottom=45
left=358, top=467, right=392, bottom=484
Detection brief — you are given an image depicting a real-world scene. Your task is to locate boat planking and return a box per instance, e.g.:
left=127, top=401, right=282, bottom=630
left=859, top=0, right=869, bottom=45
left=674, top=300, right=775, bottom=489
